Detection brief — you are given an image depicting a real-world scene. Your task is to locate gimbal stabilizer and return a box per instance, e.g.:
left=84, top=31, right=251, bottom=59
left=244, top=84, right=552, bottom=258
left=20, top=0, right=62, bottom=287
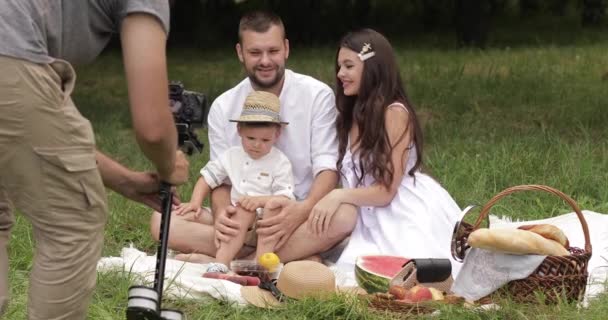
left=126, top=83, right=207, bottom=320
left=126, top=181, right=183, bottom=320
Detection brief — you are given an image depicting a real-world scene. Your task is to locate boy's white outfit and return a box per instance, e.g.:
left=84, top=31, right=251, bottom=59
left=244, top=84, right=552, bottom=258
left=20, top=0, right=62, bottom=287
left=201, top=146, right=295, bottom=204
left=207, top=69, right=339, bottom=200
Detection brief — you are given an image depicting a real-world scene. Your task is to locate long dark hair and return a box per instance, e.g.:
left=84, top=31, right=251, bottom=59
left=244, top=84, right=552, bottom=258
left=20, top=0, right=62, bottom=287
left=335, top=28, right=424, bottom=188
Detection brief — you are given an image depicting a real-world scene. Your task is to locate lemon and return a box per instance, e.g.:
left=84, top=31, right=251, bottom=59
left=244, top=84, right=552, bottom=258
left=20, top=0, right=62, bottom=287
left=258, top=252, right=280, bottom=271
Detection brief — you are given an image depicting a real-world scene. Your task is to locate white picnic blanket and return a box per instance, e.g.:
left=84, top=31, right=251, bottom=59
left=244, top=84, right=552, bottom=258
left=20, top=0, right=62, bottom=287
left=97, top=245, right=247, bottom=305
left=97, top=210, right=608, bottom=305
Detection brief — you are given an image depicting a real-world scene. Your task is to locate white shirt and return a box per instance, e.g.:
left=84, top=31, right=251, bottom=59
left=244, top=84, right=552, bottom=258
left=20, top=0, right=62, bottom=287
left=207, top=69, right=339, bottom=200
left=201, top=146, right=295, bottom=205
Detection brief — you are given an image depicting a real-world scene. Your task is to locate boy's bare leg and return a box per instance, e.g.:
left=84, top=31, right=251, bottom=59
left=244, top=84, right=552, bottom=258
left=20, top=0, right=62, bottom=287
left=255, top=207, right=279, bottom=259
left=214, top=207, right=256, bottom=267
left=274, top=204, right=358, bottom=262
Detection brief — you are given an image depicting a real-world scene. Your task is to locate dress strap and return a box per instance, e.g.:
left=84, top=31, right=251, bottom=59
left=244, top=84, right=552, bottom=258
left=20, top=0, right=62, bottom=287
left=387, top=102, right=409, bottom=113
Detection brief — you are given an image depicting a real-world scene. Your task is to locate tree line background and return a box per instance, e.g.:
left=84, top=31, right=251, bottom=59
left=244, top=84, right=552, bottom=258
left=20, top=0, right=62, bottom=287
left=167, top=0, right=608, bottom=48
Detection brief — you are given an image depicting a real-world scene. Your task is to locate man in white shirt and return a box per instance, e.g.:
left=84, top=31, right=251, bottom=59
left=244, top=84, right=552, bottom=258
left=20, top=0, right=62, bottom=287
left=150, top=10, right=357, bottom=262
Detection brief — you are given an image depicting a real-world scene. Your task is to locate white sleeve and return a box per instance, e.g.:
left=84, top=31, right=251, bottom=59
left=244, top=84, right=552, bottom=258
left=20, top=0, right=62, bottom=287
left=200, top=154, right=229, bottom=189
left=207, top=99, right=230, bottom=161
left=272, top=156, right=296, bottom=200
left=310, top=86, right=339, bottom=176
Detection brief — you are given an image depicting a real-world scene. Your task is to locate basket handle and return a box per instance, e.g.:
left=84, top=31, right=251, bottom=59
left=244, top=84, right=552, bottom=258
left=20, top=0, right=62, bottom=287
left=471, top=184, right=592, bottom=253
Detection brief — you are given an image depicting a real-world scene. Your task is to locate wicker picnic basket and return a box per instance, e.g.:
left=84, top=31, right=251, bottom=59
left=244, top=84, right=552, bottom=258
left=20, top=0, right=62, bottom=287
left=452, top=184, right=592, bottom=304
left=363, top=292, right=465, bottom=315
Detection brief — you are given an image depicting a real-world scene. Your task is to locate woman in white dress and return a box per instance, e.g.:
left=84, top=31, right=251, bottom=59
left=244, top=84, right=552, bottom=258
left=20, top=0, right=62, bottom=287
left=308, top=29, right=462, bottom=275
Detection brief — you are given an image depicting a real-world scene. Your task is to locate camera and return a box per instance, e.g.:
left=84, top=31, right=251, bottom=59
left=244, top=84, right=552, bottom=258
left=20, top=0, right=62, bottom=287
left=169, top=81, right=207, bottom=127
left=168, top=81, right=208, bottom=155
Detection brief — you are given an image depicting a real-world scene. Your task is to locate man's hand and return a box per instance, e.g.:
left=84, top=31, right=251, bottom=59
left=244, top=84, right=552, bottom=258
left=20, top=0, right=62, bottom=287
left=161, top=150, right=189, bottom=185
left=213, top=205, right=240, bottom=248
left=256, top=198, right=309, bottom=250
left=96, top=151, right=182, bottom=211
left=120, top=171, right=180, bottom=212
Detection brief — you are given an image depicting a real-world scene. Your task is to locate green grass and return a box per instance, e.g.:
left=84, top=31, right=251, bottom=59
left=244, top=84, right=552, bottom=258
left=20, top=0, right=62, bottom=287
left=5, top=26, right=608, bottom=319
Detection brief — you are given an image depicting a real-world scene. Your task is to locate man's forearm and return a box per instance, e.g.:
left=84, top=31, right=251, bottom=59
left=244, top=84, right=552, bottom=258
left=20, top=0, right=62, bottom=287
left=136, top=134, right=176, bottom=180
left=96, top=151, right=140, bottom=192
left=121, top=13, right=177, bottom=180
left=301, top=170, right=339, bottom=212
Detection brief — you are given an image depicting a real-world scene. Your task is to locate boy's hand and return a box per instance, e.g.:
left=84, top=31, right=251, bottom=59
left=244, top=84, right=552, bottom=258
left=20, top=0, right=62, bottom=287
left=237, top=196, right=265, bottom=212
left=173, top=202, right=202, bottom=218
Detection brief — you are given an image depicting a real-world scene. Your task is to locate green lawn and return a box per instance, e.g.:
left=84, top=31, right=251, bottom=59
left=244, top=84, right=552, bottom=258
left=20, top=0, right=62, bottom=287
left=5, top=23, right=608, bottom=319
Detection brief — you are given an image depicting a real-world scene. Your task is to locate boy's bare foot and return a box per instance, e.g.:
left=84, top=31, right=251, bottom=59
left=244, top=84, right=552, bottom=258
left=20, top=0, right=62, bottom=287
left=174, top=253, right=215, bottom=264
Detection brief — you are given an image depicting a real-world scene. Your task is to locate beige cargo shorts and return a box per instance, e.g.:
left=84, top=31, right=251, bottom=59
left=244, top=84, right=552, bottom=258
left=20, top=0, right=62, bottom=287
left=0, top=55, right=108, bottom=320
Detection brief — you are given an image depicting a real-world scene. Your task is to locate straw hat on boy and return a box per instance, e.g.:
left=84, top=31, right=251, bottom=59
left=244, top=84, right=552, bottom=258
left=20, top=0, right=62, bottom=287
left=241, top=261, right=336, bottom=308
left=230, top=91, right=288, bottom=124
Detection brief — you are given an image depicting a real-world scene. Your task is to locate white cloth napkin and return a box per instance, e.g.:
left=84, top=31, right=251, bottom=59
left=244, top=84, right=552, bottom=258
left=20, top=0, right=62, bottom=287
left=451, top=248, right=546, bottom=301
left=489, top=210, right=608, bottom=307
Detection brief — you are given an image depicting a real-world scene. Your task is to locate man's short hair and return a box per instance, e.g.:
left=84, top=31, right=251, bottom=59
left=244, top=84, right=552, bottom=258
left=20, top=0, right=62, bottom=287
left=238, top=10, right=285, bottom=43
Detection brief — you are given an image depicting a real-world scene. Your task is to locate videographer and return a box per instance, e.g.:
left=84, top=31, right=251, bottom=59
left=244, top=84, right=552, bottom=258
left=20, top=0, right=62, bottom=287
left=0, top=1, right=188, bottom=319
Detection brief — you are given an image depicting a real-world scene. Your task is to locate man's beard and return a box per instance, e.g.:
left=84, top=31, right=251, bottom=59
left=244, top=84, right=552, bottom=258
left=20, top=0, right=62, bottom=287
left=248, top=65, right=285, bottom=90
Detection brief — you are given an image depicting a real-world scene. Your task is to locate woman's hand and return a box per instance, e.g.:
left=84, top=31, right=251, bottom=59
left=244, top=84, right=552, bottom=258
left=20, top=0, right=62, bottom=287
left=308, top=189, right=345, bottom=236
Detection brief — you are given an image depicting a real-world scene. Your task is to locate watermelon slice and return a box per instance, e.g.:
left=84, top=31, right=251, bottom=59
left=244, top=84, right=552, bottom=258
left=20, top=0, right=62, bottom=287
left=355, top=255, right=409, bottom=294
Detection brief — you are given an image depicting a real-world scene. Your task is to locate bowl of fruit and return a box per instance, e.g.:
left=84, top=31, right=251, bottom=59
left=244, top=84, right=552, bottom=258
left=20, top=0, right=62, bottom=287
left=230, top=253, right=283, bottom=281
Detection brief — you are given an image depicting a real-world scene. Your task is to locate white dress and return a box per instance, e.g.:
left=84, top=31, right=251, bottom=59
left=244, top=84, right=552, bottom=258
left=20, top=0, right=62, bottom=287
left=335, top=108, right=462, bottom=277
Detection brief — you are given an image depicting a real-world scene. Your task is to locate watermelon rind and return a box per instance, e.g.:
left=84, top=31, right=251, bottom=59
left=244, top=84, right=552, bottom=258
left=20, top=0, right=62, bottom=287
left=355, top=265, right=389, bottom=294
left=354, top=255, right=409, bottom=294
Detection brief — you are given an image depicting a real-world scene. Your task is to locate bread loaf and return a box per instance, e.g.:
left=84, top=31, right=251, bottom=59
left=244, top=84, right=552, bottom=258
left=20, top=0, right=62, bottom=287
left=517, top=224, right=569, bottom=248
left=468, top=228, right=570, bottom=256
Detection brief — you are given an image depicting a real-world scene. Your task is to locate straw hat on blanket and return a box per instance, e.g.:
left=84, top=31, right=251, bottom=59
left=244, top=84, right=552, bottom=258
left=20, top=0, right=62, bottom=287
left=241, top=260, right=363, bottom=308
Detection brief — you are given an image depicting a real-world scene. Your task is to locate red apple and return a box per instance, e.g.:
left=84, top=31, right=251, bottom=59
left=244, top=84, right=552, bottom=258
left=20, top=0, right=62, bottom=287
left=406, top=285, right=433, bottom=302
left=388, top=285, right=408, bottom=300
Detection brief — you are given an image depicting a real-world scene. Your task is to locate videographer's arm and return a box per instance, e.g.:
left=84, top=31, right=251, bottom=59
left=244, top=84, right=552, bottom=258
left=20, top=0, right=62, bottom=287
left=96, top=151, right=169, bottom=212
left=120, top=13, right=185, bottom=184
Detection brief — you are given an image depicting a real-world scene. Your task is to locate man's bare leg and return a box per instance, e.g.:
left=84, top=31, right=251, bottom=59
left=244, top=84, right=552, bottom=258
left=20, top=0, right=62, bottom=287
left=150, top=209, right=256, bottom=263
left=275, top=204, right=357, bottom=262
left=149, top=209, right=216, bottom=255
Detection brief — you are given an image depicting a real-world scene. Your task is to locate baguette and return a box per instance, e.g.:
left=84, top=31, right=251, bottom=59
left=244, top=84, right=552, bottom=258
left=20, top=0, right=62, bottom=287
left=517, top=224, right=569, bottom=248
left=468, top=228, right=570, bottom=256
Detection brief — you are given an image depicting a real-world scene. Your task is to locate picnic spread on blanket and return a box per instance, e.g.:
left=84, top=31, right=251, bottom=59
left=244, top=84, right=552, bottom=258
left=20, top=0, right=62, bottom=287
left=98, top=186, right=608, bottom=314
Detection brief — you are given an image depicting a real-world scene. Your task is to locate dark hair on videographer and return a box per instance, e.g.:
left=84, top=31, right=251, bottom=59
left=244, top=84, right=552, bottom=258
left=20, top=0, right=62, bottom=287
left=169, top=81, right=208, bottom=155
